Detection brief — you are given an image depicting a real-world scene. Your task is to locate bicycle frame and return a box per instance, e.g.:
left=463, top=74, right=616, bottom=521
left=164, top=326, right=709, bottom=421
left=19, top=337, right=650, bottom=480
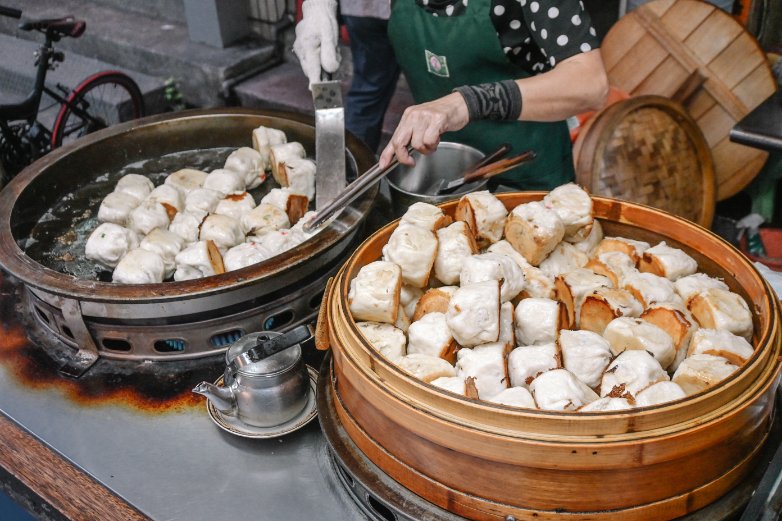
left=0, top=32, right=105, bottom=158
left=1, top=9, right=143, bottom=180
left=0, top=35, right=53, bottom=122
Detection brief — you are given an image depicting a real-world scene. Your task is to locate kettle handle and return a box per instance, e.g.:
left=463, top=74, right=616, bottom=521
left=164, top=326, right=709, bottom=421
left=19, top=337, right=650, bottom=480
left=227, top=324, right=314, bottom=376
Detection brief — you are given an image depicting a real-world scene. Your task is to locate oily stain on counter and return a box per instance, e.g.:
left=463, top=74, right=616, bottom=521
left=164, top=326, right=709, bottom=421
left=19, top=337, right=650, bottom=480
left=0, top=273, right=220, bottom=413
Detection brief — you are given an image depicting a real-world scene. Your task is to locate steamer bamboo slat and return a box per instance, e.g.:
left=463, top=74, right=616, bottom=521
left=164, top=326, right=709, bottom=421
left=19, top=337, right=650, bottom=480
left=331, top=322, right=776, bottom=466
left=329, top=362, right=775, bottom=520
left=318, top=192, right=782, bottom=520
left=573, top=96, right=715, bottom=228
left=601, top=0, right=775, bottom=200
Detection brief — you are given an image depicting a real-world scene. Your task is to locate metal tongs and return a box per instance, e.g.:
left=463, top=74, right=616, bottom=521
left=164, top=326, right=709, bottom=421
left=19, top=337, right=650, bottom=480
left=437, top=146, right=536, bottom=195
left=302, top=146, right=411, bottom=232
left=435, top=143, right=511, bottom=194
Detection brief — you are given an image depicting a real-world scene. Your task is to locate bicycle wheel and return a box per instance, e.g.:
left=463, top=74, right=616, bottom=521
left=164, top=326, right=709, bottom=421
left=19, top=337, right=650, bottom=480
left=51, top=71, right=145, bottom=148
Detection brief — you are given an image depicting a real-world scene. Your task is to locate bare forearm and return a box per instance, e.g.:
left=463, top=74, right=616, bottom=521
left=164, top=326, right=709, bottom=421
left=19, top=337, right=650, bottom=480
left=516, top=49, right=608, bottom=121
left=379, top=50, right=608, bottom=168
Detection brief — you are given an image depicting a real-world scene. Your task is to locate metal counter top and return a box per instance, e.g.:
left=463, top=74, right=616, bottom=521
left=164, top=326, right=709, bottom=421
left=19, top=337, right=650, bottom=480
left=0, top=271, right=362, bottom=521
left=0, top=385, right=364, bottom=521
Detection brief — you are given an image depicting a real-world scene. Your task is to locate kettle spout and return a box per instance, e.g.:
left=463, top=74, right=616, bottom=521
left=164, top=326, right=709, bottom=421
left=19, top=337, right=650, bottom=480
left=192, top=381, right=236, bottom=414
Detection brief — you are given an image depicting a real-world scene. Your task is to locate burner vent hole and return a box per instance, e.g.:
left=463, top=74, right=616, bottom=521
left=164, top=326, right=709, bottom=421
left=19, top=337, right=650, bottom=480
left=102, top=338, right=132, bottom=351
left=309, top=291, right=324, bottom=310
left=336, top=463, right=355, bottom=488
left=366, top=495, right=396, bottom=521
left=209, top=330, right=244, bottom=347
left=34, top=306, right=50, bottom=325
left=263, top=310, right=294, bottom=330
left=154, top=339, right=186, bottom=352
left=61, top=326, right=74, bottom=339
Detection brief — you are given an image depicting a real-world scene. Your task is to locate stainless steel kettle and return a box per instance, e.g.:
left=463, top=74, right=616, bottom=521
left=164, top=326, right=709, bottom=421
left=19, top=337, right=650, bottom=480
left=192, top=327, right=312, bottom=428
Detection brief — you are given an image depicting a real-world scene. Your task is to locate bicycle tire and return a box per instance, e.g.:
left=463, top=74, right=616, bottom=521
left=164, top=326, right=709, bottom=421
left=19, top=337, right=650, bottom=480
left=51, top=71, right=145, bottom=148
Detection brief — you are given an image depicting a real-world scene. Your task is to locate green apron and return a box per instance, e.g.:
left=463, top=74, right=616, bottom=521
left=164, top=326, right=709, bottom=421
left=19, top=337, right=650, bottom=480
left=387, top=0, right=574, bottom=190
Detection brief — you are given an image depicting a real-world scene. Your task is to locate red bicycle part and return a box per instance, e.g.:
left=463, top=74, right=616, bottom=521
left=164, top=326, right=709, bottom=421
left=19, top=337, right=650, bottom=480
left=51, top=70, right=144, bottom=148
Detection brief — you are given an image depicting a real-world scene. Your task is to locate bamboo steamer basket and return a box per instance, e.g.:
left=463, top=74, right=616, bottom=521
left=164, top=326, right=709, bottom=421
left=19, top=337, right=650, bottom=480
left=573, top=96, right=715, bottom=228
left=317, top=192, right=782, bottom=520
left=601, top=0, right=776, bottom=200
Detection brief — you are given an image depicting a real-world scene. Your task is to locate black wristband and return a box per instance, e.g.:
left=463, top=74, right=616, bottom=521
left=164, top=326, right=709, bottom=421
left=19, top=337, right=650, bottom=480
left=453, top=80, right=522, bottom=122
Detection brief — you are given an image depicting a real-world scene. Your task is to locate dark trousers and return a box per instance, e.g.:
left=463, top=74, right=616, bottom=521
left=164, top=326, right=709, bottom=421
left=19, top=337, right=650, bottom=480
left=343, top=15, right=401, bottom=153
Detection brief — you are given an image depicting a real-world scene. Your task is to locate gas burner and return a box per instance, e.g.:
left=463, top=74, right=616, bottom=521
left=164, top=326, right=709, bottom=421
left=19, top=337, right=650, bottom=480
left=26, top=261, right=336, bottom=364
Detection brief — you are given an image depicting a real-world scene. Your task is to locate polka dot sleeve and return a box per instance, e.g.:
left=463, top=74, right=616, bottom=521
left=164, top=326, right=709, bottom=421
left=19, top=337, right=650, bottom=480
left=490, top=0, right=600, bottom=72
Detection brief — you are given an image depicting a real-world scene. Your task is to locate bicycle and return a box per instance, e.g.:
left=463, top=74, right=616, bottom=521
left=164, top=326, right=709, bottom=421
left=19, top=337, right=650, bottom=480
left=0, top=5, right=145, bottom=183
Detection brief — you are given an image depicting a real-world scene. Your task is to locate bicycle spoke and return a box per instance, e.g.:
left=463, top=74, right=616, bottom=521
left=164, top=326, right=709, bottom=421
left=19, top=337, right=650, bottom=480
left=52, top=73, right=144, bottom=148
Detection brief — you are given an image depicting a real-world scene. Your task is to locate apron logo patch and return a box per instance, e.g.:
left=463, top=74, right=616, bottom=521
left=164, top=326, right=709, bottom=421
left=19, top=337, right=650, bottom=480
left=425, top=50, right=450, bottom=78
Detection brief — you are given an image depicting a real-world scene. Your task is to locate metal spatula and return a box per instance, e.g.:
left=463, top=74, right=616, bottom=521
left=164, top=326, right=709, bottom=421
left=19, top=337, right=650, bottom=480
left=312, top=72, right=346, bottom=209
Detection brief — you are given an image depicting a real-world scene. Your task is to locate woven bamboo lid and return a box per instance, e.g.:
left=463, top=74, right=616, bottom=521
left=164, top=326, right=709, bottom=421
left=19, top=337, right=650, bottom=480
left=601, top=0, right=776, bottom=200
left=574, top=95, right=715, bottom=227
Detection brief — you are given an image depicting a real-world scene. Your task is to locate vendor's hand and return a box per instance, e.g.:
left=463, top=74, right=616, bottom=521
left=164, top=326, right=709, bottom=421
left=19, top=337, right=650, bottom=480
left=379, top=93, right=470, bottom=168
left=292, top=0, right=341, bottom=88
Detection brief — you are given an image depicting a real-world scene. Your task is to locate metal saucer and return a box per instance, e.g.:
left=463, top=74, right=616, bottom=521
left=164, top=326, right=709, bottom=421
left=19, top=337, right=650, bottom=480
left=206, top=365, right=318, bottom=439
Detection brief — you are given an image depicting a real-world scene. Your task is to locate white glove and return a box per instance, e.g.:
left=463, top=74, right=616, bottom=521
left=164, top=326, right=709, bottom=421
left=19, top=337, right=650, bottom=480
left=293, top=0, right=341, bottom=88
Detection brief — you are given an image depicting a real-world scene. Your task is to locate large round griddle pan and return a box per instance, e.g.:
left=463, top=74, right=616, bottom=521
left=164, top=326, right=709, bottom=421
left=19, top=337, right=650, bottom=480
left=0, top=108, right=377, bottom=317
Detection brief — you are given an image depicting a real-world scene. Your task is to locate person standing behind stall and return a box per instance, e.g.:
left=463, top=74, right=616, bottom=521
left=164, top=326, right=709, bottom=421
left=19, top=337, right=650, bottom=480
left=381, top=0, right=608, bottom=190
left=293, top=0, right=401, bottom=153
left=294, top=0, right=608, bottom=191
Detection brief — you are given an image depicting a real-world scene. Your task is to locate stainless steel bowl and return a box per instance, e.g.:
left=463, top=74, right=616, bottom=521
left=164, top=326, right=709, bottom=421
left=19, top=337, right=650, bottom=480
left=385, top=142, right=485, bottom=216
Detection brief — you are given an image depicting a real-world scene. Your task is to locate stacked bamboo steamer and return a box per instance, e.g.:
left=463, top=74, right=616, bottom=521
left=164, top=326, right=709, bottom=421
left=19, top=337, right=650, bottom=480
left=600, top=0, right=776, bottom=201
left=318, top=193, right=781, bottom=520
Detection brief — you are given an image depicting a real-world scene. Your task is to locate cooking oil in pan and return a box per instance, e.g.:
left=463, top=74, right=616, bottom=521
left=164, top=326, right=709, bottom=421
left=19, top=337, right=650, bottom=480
left=22, top=147, right=253, bottom=280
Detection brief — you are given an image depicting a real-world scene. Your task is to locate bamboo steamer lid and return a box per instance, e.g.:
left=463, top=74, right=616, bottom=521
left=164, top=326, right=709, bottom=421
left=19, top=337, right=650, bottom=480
left=319, top=192, right=782, bottom=520
left=601, top=0, right=776, bottom=200
left=573, top=95, right=715, bottom=228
